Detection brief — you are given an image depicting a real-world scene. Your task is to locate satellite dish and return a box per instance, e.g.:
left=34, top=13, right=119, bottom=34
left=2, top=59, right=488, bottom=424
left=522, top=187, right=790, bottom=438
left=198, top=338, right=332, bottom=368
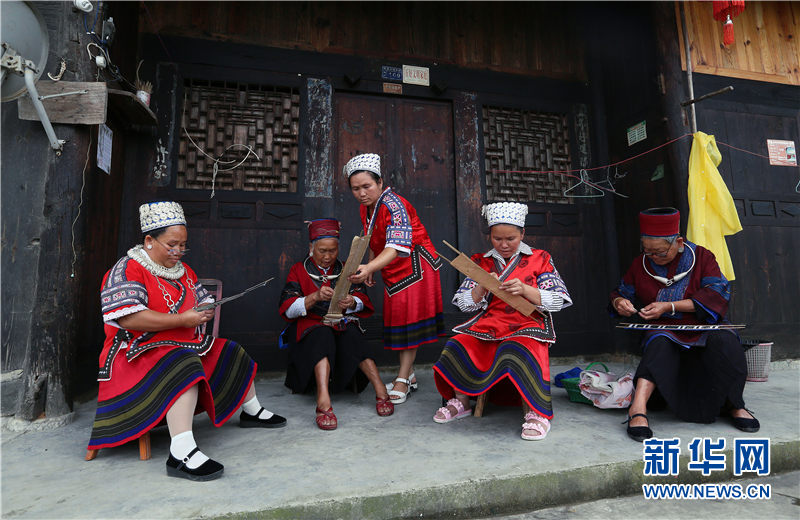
left=1, top=1, right=64, bottom=152
left=1, top=1, right=49, bottom=102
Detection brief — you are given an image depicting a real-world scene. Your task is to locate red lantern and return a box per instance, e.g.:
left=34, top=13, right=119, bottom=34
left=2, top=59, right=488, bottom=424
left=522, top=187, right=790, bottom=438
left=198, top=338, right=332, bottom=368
left=712, top=1, right=745, bottom=46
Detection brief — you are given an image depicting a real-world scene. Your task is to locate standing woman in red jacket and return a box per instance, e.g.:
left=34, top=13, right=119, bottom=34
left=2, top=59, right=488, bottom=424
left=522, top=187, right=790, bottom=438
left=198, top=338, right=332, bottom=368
left=345, top=153, right=444, bottom=404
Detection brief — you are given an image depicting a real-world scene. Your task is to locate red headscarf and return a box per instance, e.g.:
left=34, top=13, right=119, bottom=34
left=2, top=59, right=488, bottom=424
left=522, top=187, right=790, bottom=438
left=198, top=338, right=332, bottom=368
left=308, top=218, right=340, bottom=242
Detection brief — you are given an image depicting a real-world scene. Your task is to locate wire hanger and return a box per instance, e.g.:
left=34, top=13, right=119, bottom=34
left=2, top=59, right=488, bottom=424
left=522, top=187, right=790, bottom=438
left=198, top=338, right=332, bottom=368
left=563, top=169, right=604, bottom=198
left=593, top=166, right=630, bottom=199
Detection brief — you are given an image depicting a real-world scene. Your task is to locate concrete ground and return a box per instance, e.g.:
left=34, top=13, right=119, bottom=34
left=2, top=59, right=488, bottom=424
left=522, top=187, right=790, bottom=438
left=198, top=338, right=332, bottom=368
left=2, top=359, right=798, bottom=520
left=488, top=470, right=800, bottom=520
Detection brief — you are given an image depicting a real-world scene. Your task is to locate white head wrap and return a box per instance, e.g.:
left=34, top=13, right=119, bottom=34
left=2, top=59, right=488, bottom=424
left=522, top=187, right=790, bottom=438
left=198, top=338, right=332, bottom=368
left=481, top=202, right=528, bottom=228
left=139, top=201, right=187, bottom=233
left=343, top=153, right=381, bottom=178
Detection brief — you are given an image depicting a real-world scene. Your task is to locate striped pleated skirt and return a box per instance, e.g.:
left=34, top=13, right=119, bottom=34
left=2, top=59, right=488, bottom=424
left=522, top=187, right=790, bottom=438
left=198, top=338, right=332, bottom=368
left=433, top=334, right=553, bottom=419
left=87, top=338, right=256, bottom=450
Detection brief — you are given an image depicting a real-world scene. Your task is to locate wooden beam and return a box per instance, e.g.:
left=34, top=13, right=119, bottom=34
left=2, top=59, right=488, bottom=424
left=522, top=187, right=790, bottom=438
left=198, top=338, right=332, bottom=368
left=17, top=81, right=107, bottom=125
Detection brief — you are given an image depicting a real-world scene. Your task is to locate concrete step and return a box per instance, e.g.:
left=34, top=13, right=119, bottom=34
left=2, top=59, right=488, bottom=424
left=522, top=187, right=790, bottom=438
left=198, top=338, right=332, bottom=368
left=2, top=363, right=797, bottom=519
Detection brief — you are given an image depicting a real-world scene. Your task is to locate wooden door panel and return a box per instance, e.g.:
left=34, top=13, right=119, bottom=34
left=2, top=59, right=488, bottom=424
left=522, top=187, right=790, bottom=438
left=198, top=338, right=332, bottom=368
left=396, top=99, right=459, bottom=310
left=333, top=93, right=458, bottom=330
left=333, top=94, right=393, bottom=240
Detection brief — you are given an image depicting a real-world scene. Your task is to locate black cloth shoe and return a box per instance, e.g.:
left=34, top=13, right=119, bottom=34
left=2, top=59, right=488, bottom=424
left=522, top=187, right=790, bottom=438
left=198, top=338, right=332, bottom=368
left=623, top=413, right=653, bottom=442
left=240, top=407, right=287, bottom=428
left=731, top=409, right=760, bottom=433
left=166, top=448, right=224, bottom=481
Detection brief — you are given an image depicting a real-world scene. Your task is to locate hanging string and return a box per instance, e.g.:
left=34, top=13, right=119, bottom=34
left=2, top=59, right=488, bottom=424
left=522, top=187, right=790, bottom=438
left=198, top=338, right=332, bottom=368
left=715, top=140, right=773, bottom=161
left=179, top=90, right=261, bottom=198
left=493, top=132, right=799, bottom=195
left=70, top=133, right=92, bottom=278
left=182, top=129, right=260, bottom=199
left=493, top=134, right=694, bottom=178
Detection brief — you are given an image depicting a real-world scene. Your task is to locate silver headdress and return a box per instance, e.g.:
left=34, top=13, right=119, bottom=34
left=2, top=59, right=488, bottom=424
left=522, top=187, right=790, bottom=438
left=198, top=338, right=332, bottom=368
left=343, top=153, right=381, bottom=178
left=481, top=202, right=528, bottom=228
left=139, top=201, right=187, bottom=233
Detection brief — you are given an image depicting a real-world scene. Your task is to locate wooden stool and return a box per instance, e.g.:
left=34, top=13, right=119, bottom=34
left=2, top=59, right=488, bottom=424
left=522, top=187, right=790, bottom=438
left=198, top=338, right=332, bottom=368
left=474, top=394, right=488, bottom=417
left=473, top=393, right=526, bottom=417
left=85, top=431, right=151, bottom=461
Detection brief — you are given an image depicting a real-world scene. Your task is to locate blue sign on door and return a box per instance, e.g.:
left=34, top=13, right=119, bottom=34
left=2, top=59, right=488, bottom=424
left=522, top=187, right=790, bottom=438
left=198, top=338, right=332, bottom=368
left=381, top=66, right=402, bottom=81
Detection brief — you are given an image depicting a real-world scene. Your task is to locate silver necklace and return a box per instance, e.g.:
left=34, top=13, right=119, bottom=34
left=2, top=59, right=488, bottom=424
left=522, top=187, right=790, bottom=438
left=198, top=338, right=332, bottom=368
left=155, top=278, right=178, bottom=313
left=127, top=244, right=185, bottom=280
left=185, top=276, right=200, bottom=306
left=642, top=245, right=696, bottom=287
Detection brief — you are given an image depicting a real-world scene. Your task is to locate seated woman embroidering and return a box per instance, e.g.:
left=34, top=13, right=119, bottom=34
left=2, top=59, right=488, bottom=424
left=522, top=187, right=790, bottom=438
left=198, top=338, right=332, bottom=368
left=610, top=207, right=759, bottom=442
left=432, top=202, right=572, bottom=440
left=279, top=218, right=394, bottom=430
left=87, top=201, right=286, bottom=481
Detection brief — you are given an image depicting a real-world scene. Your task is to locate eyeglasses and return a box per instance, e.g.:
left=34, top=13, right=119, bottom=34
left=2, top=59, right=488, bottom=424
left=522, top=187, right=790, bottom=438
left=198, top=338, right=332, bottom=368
left=154, top=239, right=190, bottom=256
left=642, top=241, right=675, bottom=258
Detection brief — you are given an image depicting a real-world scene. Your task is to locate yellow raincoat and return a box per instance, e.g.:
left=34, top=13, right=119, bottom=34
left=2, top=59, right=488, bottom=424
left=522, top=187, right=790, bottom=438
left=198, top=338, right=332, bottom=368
left=686, top=132, right=742, bottom=280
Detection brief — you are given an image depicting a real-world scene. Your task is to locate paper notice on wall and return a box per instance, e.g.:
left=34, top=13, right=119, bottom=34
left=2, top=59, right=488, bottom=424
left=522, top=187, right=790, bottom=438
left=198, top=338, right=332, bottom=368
left=627, top=121, right=647, bottom=146
left=767, top=139, right=797, bottom=166
left=97, top=123, right=113, bottom=174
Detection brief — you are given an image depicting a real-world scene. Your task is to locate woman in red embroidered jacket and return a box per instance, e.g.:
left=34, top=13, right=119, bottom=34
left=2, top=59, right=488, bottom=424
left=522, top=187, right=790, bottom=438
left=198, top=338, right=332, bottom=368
left=345, top=153, right=444, bottom=405
left=87, top=202, right=285, bottom=482
left=279, top=218, right=393, bottom=430
left=432, top=202, right=572, bottom=441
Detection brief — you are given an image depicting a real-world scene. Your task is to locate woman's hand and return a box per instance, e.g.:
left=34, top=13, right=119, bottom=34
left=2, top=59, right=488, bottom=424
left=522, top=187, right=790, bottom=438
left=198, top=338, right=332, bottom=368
left=337, top=295, right=356, bottom=311
left=498, top=277, right=526, bottom=296
left=639, top=302, right=671, bottom=321
left=471, top=272, right=497, bottom=302
left=316, top=286, right=334, bottom=302
left=181, top=308, right=215, bottom=328
left=118, top=308, right=212, bottom=332
left=613, top=297, right=638, bottom=317
left=349, top=264, right=374, bottom=286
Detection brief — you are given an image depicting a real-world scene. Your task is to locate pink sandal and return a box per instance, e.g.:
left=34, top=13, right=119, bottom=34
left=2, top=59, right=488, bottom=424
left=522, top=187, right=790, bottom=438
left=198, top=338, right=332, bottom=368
left=521, top=411, right=550, bottom=441
left=433, top=398, right=472, bottom=424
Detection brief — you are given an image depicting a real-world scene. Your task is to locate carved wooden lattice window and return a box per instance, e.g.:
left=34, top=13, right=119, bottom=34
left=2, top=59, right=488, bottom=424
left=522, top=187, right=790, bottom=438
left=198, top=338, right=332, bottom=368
left=177, top=80, right=299, bottom=192
left=483, top=106, right=573, bottom=204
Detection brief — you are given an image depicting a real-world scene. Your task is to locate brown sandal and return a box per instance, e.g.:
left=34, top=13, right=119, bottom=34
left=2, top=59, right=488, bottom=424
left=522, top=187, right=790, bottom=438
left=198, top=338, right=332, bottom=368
left=315, top=406, right=337, bottom=430
left=376, top=396, right=395, bottom=417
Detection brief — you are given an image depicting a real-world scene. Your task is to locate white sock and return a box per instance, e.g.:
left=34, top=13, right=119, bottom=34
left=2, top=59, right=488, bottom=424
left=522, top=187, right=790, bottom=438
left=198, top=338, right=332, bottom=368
left=170, top=431, right=210, bottom=470
left=242, top=396, right=273, bottom=419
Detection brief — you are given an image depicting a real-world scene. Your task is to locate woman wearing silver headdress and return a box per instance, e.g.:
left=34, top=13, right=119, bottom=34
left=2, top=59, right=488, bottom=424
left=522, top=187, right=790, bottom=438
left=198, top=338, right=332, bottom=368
left=87, top=201, right=286, bottom=481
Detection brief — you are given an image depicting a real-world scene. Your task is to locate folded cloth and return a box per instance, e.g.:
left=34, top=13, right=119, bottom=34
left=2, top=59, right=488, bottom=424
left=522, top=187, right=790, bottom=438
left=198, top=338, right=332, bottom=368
left=553, top=367, right=582, bottom=388
left=578, top=369, right=634, bottom=409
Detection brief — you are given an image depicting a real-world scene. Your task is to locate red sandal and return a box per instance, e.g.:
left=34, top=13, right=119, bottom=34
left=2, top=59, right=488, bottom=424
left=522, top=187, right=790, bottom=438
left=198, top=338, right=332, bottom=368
left=315, top=406, right=337, bottom=430
left=375, top=396, right=395, bottom=417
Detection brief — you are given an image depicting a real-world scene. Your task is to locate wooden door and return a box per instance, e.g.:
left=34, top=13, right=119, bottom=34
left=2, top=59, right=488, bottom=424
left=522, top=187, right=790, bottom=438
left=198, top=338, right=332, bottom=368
left=332, top=93, right=459, bottom=345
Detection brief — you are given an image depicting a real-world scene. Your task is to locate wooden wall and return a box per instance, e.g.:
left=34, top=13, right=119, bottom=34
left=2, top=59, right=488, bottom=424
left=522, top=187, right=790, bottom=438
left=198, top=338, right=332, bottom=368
left=692, top=73, right=800, bottom=357
left=139, top=1, right=587, bottom=82
left=677, top=0, right=800, bottom=86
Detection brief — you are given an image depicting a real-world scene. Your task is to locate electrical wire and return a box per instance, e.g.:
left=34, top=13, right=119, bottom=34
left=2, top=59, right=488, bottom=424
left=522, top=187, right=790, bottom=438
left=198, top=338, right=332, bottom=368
left=82, top=12, right=103, bottom=46
left=86, top=42, right=138, bottom=92
left=70, top=133, right=92, bottom=278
